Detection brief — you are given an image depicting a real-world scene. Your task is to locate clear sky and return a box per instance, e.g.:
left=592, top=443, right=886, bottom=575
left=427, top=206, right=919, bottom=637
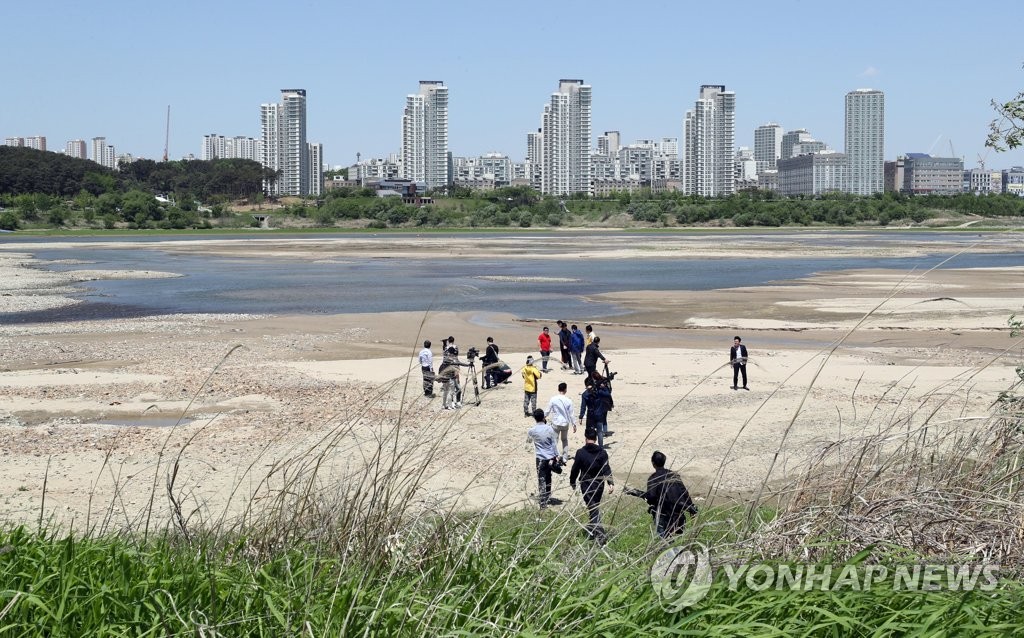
left=5, top=0, right=1024, bottom=170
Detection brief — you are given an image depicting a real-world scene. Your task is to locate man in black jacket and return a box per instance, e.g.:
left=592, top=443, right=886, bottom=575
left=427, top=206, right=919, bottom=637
left=481, top=336, right=500, bottom=389
left=583, top=336, right=609, bottom=378
left=569, top=428, right=614, bottom=543
left=729, top=336, right=749, bottom=390
left=557, top=321, right=572, bottom=371
left=625, top=451, right=697, bottom=538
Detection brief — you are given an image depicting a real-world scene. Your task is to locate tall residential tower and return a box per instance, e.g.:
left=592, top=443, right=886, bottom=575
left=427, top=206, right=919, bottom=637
left=683, top=84, right=736, bottom=197
left=540, top=79, right=592, bottom=196
left=845, top=89, right=885, bottom=195
left=260, top=89, right=318, bottom=196
left=402, top=81, right=449, bottom=190
left=753, top=123, right=783, bottom=173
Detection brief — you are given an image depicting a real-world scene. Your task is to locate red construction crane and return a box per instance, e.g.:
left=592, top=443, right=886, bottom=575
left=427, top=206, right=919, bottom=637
left=163, top=105, right=170, bottom=162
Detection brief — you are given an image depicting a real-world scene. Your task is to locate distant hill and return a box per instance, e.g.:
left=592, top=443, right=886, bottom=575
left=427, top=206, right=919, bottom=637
left=0, top=146, right=122, bottom=197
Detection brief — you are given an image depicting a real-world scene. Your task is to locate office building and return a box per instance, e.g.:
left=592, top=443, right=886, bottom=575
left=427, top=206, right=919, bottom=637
left=777, top=151, right=849, bottom=196
left=754, top=123, right=783, bottom=172
left=845, top=89, right=885, bottom=195
left=402, top=81, right=449, bottom=190
left=780, top=129, right=813, bottom=161
left=540, top=79, right=592, bottom=196
left=902, top=154, right=963, bottom=194
left=683, top=84, right=736, bottom=197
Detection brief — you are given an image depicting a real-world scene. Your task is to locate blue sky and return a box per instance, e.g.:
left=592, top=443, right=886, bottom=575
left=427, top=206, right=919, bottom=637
left=5, top=0, right=1024, bottom=170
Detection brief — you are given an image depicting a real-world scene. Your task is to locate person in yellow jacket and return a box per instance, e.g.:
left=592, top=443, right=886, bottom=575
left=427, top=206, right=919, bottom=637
left=522, top=355, right=543, bottom=417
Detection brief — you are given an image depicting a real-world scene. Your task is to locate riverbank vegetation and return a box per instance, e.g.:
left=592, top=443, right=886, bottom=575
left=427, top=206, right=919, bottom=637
left=3, top=146, right=1024, bottom=232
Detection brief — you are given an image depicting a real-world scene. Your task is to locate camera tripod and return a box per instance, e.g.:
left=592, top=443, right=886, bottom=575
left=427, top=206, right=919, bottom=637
left=462, top=360, right=481, bottom=406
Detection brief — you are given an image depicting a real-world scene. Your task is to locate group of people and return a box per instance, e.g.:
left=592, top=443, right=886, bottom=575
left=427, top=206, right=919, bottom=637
left=420, top=327, right=754, bottom=542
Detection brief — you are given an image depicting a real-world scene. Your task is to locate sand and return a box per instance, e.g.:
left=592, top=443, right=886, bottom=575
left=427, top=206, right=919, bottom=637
left=0, top=234, right=1021, bottom=529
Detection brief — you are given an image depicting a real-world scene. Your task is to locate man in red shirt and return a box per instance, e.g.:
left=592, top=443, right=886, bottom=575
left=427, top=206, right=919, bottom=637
left=538, top=326, right=552, bottom=372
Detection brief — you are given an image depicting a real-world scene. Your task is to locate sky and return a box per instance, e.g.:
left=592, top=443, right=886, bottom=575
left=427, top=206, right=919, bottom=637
left=5, top=0, right=1024, bottom=171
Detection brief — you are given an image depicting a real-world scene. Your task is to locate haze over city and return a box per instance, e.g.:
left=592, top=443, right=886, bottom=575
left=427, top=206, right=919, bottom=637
left=5, top=0, right=1024, bottom=169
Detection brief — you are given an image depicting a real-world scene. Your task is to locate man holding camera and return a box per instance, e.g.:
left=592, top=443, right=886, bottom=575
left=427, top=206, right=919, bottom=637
left=624, top=451, right=698, bottom=538
left=579, top=373, right=614, bottom=449
left=583, top=335, right=609, bottom=378
left=437, top=336, right=466, bottom=410
left=527, top=408, right=561, bottom=509
left=481, top=336, right=500, bottom=389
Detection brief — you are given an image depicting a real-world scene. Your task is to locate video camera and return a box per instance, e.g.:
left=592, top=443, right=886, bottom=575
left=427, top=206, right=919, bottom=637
left=603, top=362, right=618, bottom=382
left=465, top=346, right=479, bottom=362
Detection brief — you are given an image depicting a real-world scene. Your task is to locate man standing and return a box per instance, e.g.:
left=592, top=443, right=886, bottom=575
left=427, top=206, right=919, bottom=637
left=418, top=340, right=435, bottom=397
left=438, top=336, right=465, bottom=410
left=584, top=335, right=609, bottom=378
left=557, top=321, right=572, bottom=371
left=481, top=336, right=500, bottom=389
left=538, top=326, right=552, bottom=372
left=570, top=428, right=614, bottom=543
left=730, top=336, right=748, bottom=390
left=522, top=355, right=543, bottom=417
left=545, top=382, right=576, bottom=462
left=527, top=408, right=560, bottom=509
left=584, top=324, right=597, bottom=347
left=569, top=324, right=585, bottom=374
left=625, top=451, right=698, bottom=538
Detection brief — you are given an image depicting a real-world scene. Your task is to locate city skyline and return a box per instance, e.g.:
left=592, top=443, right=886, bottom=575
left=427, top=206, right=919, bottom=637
left=4, top=0, right=1024, bottom=170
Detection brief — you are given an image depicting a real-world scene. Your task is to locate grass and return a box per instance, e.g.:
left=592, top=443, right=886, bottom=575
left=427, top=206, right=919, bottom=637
left=1, top=252, right=1023, bottom=635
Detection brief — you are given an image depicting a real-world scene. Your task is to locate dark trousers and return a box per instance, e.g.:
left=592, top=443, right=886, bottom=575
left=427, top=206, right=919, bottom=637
left=581, top=480, right=606, bottom=542
left=535, top=458, right=552, bottom=507
left=421, top=367, right=434, bottom=396
left=560, top=346, right=571, bottom=366
left=732, top=364, right=747, bottom=388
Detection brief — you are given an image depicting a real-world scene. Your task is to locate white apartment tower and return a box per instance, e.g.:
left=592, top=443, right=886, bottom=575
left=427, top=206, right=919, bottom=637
left=845, top=89, right=885, bottom=195
left=540, top=79, right=592, bottom=196
left=683, top=84, right=736, bottom=197
left=526, top=129, right=543, bottom=190
left=307, top=142, right=323, bottom=196
left=90, top=137, right=116, bottom=170
left=754, top=123, right=783, bottom=173
left=401, top=81, right=449, bottom=190
left=597, top=131, right=621, bottom=157
left=260, top=89, right=314, bottom=196
left=65, top=140, right=87, bottom=159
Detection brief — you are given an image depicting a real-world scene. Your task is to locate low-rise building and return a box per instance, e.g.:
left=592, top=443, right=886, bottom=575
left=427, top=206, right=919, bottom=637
left=902, top=154, right=963, bottom=194
left=777, top=152, right=848, bottom=196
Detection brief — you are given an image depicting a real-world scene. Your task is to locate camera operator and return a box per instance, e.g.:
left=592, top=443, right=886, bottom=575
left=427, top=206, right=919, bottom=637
left=583, top=335, right=609, bottom=378
left=481, top=336, right=500, bottom=389
left=437, top=336, right=468, bottom=410
left=579, top=372, right=614, bottom=449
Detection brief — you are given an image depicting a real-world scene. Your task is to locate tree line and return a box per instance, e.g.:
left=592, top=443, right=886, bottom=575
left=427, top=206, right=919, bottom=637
left=2, top=146, right=1023, bottom=231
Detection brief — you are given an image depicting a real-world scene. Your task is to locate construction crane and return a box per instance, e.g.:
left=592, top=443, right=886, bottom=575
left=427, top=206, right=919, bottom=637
left=977, top=148, right=990, bottom=172
left=162, top=105, right=170, bottom=162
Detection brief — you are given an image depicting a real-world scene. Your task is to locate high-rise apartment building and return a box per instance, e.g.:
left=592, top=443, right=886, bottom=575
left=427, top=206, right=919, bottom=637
left=260, top=89, right=318, bottom=196
left=540, top=79, right=592, bottom=196
left=754, top=123, right=783, bottom=172
left=597, top=131, right=621, bottom=157
left=683, top=84, right=736, bottom=197
left=401, top=81, right=449, bottom=190
left=91, top=137, right=116, bottom=170
left=65, top=139, right=87, bottom=159
left=203, top=134, right=262, bottom=161
left=780, top=129, right=813, bottom=161
left=845, top=89, right=885, bottom=195
left=3, top=137, right=24, bottom=147
left=307, top=142, right=323, bottom=196
left=526, top=128, right=543, bottom=191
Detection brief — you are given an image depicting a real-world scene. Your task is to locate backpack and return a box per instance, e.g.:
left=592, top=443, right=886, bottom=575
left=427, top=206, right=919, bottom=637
left=660, top=472, right=697, bottom=516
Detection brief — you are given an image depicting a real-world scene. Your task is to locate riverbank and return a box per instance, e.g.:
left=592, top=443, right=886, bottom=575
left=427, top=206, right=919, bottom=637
left=0, top=234, right=1021, bottom=528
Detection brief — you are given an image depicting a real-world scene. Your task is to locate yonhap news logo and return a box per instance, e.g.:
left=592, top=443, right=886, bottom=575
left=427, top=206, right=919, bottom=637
left=651, top=545, right=1000, bottom=610
left=649, top=543, right=714, bottom=611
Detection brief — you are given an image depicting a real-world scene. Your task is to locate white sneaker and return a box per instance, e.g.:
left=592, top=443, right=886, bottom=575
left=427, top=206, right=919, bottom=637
left=454, top=402, right=462, bottom=408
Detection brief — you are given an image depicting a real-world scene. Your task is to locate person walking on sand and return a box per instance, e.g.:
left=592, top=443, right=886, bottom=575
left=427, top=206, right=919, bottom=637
left=522, top=355, right=543, bottom=417
left=545, top=382, right=577, bottom=462
left=557, top=321, right=572, bottom=371
left=579, top=372, right=613, bottom=449
left=730, top=336, right=749, bottom=390
left=527, top=408, right=560, bottom=509
left=584, top=324, right=597, bottom=348
left=418, top=340, right=435, bottom=398
left=569, top=324, right=585, bottom=374
left=538, top=326, right=552, bottom=372
left=570, top=428, right=614, bottom=544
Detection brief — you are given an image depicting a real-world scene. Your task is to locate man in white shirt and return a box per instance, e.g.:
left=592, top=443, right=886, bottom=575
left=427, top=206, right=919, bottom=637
left=545, top=382, right=577, bottom=462
left=418, top=340, right=434, bottom=397
left=527, top=408, right=560, bottom=509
